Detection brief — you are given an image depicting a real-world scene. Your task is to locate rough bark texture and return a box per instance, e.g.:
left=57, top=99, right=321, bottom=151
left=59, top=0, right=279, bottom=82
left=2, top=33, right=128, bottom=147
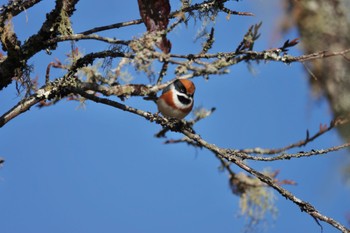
left=283, top=0, right=350, bottom=139
left=0, top=0, right=79, bottom=90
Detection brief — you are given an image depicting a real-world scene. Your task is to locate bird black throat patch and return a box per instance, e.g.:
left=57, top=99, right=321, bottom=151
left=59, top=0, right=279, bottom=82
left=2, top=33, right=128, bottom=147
left=177, top=95, right=191, bottom=105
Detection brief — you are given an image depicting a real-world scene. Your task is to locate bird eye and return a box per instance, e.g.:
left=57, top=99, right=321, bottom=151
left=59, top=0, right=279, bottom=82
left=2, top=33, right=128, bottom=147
left=175, top=80, right=186, bottom=93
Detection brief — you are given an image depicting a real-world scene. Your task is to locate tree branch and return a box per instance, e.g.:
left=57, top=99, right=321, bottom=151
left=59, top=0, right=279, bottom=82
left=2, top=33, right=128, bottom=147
left=68, top=89, right=349, bottom=232
left=232, top=142, right=350, bottom=161
left=0, top=0, right=80, bottom=90
left=0, top=95, right=40, bottom=127
left=21, top=0, right=79, bottom=58
left=1, top=1, right=348, bottom=232
left=239, top=115, right=350, bottom=155
left=79, top=18, right=143, bottom=35
left=45, top=33, right=130, bottom=46
left=0, top=0, right=41, bottom=20
left=79, top=0, right=253, bottom=35
left=180, top=129, right=350, bottom=232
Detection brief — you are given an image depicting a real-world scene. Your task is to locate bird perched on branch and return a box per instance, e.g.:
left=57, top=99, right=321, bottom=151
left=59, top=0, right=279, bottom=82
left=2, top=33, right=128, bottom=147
left=157, top=79, right=195, bottom=119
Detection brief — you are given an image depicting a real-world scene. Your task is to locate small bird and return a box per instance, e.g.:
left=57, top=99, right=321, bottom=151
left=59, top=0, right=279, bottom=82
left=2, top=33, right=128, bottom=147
left=157, top=79, right=195, bottom=119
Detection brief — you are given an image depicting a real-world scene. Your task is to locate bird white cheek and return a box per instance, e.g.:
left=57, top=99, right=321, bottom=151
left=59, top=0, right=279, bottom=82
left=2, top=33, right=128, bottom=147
left=157, top=98, right=188, bottom=119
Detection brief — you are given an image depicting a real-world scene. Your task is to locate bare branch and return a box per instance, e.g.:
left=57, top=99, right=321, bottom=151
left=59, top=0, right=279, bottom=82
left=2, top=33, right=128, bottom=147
left=45, top=34, right=130, bottom=46
left=285, top=48, right=350, bottom=62
left=0, top=95, right=40, bottom=127
left=233, top=142, right=350, bottom=162
left=71, top=88, right=160, bottom=122
left=79, top=0, right=253, bottom=35
left=0, top=0, right=41, bottom=20
left=0, top=73, right=78, bottom=127
left=63, top=89, right=350, bottom=232
left=169, top=48, right=350, bottom=64
left=79, top=18, right=143, bottom=35
left=1, top=2, right=348, bottom=231
left=239, top=115, right=350, bottom=155
left=179, top=129, right=350, bottom=232
left=219, top=6, right=254, bottom=16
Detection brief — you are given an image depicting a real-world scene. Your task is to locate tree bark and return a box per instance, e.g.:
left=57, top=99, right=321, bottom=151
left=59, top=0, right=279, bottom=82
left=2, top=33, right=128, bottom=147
left=283, top=0, right=350, bottom=139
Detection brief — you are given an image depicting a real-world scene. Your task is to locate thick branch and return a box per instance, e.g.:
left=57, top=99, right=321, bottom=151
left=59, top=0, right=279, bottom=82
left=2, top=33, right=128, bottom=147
left=0, top=0, right=41, bottom=22
left=0, top=0, right=79, bottom=90
left=0, top=95, right=40, bottom=127
left=0, top=69, right=78, bottom=128
left=21, top=0, right=79, bottom=58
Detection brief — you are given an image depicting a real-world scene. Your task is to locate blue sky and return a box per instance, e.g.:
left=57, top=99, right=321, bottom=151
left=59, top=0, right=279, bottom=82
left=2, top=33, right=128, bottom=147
left=0, top=1, right=349, bottom=233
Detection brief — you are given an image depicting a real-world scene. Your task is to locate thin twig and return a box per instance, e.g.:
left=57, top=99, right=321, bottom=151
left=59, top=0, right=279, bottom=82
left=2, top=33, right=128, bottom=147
left=239, top=115, right=350, bottom=155
left=79, top=0, right=252, bottom=35
left=232, top=142, right=350, bottom=161
left=157, top=61, right=169, bottom=85
left=45, top=34, right=130, bottom=46
left=61, top=89, right=349, bottom=232
left=180, top=129, right=350, bottom=232
left=289, top=49, right=350, bottom=62
left=170, top=48, right=350, bottom=63
left=79, top=19, right=143, bottom=35
left=220, top=6, right=254, bottom=16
